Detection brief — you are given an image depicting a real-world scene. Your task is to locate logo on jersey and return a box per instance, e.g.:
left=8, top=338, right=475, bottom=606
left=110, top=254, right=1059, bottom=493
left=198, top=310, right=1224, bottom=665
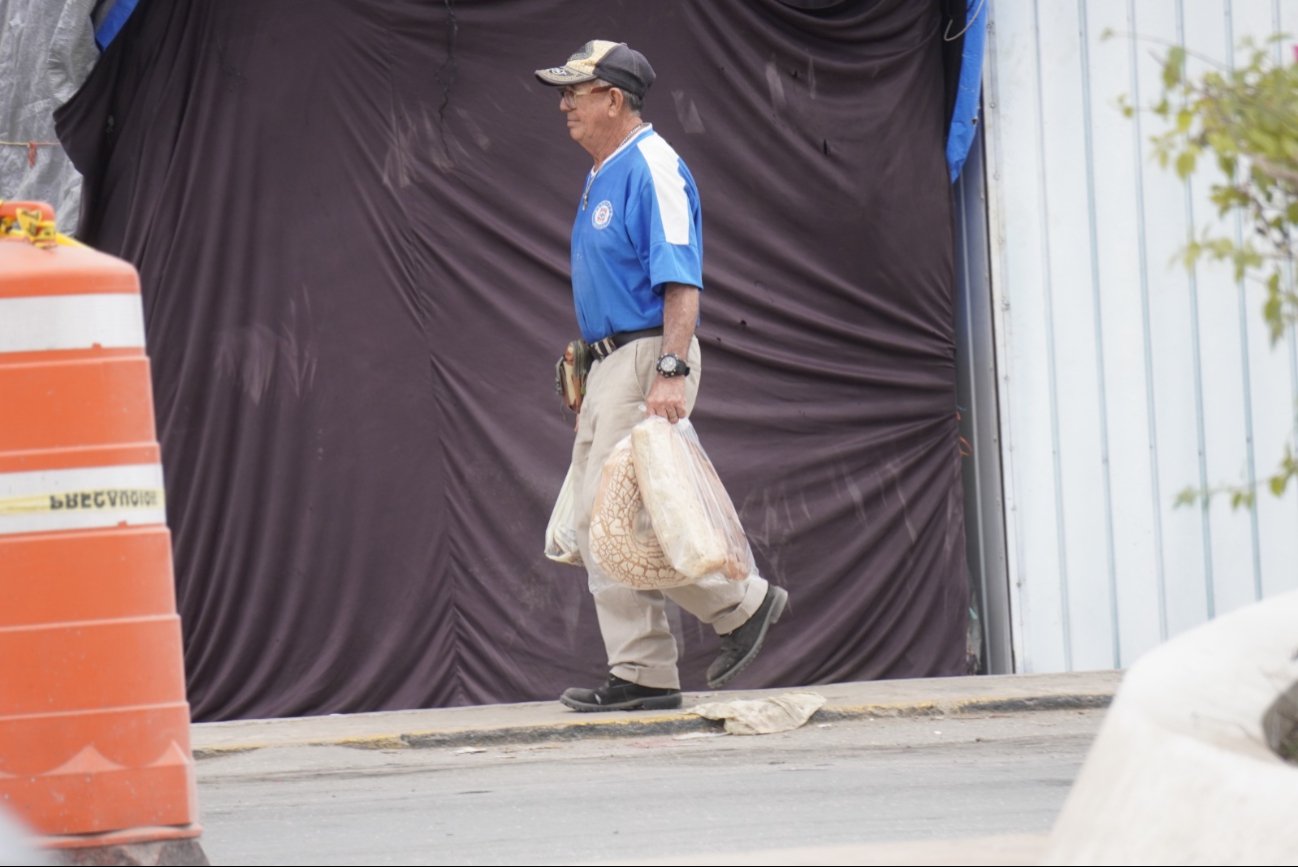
left=591, top=200, right=613, bottom=229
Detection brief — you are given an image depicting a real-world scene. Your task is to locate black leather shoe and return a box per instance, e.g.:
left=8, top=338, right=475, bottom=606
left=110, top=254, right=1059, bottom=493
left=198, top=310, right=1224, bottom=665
left=706, top=585, right=788, bottom=689
left=559, top=674, right=683, bottom=712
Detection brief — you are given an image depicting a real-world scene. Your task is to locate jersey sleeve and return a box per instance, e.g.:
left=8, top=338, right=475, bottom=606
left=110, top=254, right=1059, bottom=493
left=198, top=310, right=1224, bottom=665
left=626, top=141, right=703, bottom=294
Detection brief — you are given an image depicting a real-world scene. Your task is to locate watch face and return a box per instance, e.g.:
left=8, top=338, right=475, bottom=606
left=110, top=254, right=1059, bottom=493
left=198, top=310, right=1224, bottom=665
left=658, top=355, right=680, bottom=375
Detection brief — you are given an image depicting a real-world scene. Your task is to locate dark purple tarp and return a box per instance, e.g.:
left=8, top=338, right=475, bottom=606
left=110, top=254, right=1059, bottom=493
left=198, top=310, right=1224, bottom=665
left=56, top=0, right=969, bottom=721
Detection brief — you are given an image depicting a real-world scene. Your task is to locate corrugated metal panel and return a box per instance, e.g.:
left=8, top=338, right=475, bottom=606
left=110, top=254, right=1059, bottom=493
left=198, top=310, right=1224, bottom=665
left=983, top=0, right=1298, bottom=672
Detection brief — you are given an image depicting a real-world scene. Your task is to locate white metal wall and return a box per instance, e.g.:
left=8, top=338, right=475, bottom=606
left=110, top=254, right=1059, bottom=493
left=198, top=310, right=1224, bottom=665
left=983, top=0, right=1298, bottom=672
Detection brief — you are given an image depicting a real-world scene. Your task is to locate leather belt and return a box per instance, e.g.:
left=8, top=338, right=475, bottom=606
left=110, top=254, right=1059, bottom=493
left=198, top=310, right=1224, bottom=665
left=589, top=327, right=663, bottom=361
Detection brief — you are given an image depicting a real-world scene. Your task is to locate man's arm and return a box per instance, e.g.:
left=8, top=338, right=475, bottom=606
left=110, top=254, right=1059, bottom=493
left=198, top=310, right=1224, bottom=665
left=644, top=282, right=698, bottom=424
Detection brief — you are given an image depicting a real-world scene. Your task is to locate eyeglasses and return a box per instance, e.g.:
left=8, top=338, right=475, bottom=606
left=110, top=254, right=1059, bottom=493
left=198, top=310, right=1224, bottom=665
left=560, top=84, right=615, bottom=108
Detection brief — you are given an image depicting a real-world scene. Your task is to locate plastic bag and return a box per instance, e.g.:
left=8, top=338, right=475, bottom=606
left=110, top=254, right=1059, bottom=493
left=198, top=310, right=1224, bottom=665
left=588, top=434, right=689, bottom=589
left=543, top=465, right=583, bottom=566
left=630, top=416, right=755, bottom=582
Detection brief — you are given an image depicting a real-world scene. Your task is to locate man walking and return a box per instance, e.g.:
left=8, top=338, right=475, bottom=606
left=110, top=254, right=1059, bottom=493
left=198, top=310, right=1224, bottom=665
left=535, top=41, right=788, bottom=712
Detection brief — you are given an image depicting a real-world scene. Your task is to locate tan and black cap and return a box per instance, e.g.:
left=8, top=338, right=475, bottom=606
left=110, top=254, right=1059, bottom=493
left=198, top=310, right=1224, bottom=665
left=535, top=40, right=656, bottom=98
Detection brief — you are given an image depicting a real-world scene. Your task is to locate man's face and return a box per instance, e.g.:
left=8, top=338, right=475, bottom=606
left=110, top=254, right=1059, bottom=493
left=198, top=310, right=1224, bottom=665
left=560, top=83, right=615, bottom=149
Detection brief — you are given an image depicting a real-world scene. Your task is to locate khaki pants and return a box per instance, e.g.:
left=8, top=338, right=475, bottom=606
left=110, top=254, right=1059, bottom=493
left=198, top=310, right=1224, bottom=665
left=568, top=336, right=767, bottom=689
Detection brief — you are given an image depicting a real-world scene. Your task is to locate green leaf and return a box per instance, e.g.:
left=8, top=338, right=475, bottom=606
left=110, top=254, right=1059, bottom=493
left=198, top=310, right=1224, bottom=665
left=1130, top=35, right=1298, bottom=490
left=1163, top=47, right=1185, bottom=89
left=1208, top=237, right=1234, bottom=257
left=1246, top=127, right=1281, bottom=155
left=1206, top=131, right=1237, bottom=157
left=1264, top=294, right=1283, bottom=327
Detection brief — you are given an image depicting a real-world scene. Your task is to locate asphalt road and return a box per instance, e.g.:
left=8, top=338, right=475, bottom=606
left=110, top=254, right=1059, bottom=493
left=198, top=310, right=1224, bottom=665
left=195, top=707, right=1104, bottom=866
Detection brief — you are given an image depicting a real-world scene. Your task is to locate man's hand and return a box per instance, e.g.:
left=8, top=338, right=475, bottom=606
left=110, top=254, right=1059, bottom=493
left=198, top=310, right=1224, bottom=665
left=645, top=374, right=688, bottom=423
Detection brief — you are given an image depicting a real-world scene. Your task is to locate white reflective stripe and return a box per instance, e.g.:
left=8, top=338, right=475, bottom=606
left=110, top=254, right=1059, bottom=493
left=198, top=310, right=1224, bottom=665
left=0, top=464, right=166, bottom=535
left=0, top=294, right=145, bottom=353
left=637, top=136, right=691, bottom=245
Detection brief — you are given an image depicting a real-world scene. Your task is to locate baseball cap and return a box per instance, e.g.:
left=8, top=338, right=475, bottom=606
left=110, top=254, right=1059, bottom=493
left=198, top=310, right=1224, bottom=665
left=534, top=40, right=656, bottom=99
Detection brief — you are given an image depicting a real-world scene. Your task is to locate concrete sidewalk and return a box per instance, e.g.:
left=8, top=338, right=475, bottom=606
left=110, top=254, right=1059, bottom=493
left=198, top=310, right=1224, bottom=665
left=185, top=597, right=1298, bottom=866
left=190, top=670, right=1121, bottom=758
left=188, top=672, right=1120, bottom=867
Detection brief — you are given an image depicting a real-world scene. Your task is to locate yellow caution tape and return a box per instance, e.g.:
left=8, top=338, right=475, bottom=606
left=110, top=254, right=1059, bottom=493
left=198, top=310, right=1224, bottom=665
left=0, top=488, right=166, bottom=516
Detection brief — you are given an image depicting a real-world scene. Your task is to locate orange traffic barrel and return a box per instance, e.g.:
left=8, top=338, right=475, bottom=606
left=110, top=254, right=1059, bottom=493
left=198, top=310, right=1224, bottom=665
left=0, top=201, right=201, bottom=852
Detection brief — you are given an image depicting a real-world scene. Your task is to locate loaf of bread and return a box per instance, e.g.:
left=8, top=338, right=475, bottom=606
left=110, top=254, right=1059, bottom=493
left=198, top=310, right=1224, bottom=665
left=631, top=418, right=748, bottom=581
left=589, top=436, right=695, bottom=589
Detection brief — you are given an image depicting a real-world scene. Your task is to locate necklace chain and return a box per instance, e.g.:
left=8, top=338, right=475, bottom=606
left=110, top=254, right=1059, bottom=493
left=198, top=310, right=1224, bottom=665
left=583, top=122, right=649, bottom=209
left=613, top=122, right=649, bottom=153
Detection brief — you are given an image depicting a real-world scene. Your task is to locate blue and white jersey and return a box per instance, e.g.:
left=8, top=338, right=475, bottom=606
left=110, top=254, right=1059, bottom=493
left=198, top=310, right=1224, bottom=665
left=570, top=125, right=703, bottom=343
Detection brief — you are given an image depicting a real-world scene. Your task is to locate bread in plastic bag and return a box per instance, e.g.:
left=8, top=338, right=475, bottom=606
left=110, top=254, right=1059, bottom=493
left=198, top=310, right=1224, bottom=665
left=630, top=416, right=755, bottom=582
left=588, top=435, right=692, bottom=589
left=544, top=464, right=583, bottom=566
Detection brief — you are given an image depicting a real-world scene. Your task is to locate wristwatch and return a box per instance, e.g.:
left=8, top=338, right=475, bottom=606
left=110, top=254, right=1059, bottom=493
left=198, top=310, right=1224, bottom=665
left=655, top=353, right=690, bottom=378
